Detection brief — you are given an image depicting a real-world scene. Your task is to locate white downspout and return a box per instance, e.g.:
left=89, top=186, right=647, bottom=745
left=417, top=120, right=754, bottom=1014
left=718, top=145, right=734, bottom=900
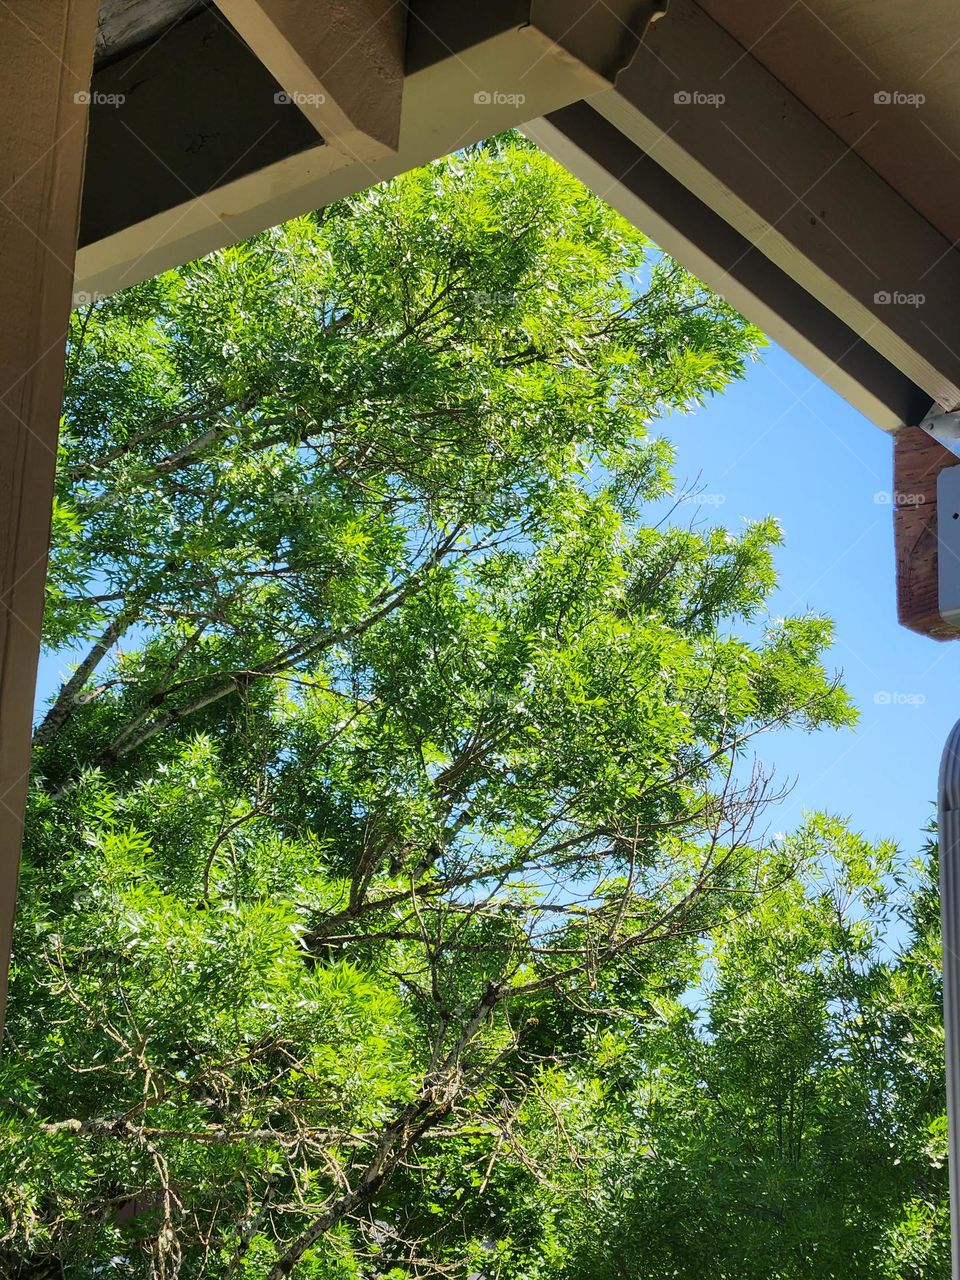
left=938, top=718, right=960, bottom=1279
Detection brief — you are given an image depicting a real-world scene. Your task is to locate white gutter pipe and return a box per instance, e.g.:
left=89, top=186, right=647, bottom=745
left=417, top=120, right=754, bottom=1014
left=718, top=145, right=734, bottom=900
left=938, top=719, right=960, bottom=1279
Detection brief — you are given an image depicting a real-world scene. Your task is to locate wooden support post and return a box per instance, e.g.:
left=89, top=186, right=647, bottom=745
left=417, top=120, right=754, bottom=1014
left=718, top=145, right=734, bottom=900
left=0, top=0, right=98, bottom=1029
left=893, top=426, right=960, bottom=639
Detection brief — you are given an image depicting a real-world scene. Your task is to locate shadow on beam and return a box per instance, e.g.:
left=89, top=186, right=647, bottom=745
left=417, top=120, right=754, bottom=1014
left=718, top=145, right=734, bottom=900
left=529, top=102, right=933, bottom=432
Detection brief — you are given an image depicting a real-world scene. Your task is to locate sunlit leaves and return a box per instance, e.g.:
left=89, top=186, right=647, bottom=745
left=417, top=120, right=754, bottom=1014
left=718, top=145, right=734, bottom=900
left=1, top=136, right=901, bottom=1278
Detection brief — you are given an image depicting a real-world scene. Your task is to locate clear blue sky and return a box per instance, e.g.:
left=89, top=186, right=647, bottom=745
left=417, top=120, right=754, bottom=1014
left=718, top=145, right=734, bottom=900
left=653, top=338, right=956, bottom=857
left=35, top=334, right=953, bottom=859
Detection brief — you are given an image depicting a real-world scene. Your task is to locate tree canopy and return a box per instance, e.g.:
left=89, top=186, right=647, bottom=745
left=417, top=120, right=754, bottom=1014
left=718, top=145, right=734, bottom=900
left=0, top=136, right=946, bottom=1279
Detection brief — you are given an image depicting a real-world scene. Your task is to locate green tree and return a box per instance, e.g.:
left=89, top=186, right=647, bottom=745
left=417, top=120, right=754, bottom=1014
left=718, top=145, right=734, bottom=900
left=547, top=819, right=949, bottom=1280
left=0, top=136, right=881, bottom=1278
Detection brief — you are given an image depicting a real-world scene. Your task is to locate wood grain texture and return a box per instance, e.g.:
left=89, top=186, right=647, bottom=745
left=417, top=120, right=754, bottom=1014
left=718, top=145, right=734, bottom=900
left=602, top=0, right=960, bottom=410
left=527, top=103, right=933, bottom=432
left=894, top=426, right=960, bottom=640
left=212, top=0, right=407, bottom=159
left=699, top=0, right=960, bottom=249
left=0, top=0, right=98, bottom=1029
left=82, top=7, right=322, bottom=247
left=95, top=0, right=200, bottom=67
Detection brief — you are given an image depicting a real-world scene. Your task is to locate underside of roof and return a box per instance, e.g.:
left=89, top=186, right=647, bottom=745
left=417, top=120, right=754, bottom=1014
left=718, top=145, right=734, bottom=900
left=74, top=0, right=960, bottom=441
left=4, top=0, right=960, bottom=1035
left=96, top=0, right=203, bottom=66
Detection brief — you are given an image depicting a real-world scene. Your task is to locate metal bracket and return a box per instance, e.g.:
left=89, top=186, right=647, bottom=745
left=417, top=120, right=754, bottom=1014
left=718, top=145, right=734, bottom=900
left=921, top=404, right=960, bottom=459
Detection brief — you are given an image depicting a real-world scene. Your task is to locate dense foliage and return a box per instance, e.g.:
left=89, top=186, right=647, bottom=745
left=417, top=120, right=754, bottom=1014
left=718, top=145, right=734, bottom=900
left=556, top=821, right=949, bottom=1280
left=0, top=137, right=947, bottom=1278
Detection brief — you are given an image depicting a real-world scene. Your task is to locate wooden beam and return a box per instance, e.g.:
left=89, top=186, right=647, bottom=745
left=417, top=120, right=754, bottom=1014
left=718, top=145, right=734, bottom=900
left=0, top=0, right=98, bottom=1027
left=95, top=0, right=200, bottom=67
left=525, top=104, right=933, bottom=433
left=80, top=7, right=323, bottom=248
left=596, top=0, right=960, bottom=411
left=74, top=6, right=616, bottom=299
left=893, top=427, right=960, bottom=640
left=211, top=0, right=407, bottom=162
left=529, top=0, right=668, bottom=81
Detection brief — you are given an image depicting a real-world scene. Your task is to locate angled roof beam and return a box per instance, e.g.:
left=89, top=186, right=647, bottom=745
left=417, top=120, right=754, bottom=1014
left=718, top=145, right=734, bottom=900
left=525, top=103, right=933, bottom=433
left=592, top=0, right=960, bottom=414
left=211, top=0, right=407, bottom=163
left=75, top=0, right=661, bottom=300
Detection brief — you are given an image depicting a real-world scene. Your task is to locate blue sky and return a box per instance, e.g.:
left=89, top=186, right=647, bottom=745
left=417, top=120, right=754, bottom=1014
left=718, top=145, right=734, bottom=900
left=653, top=338, right=956, bottom=857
